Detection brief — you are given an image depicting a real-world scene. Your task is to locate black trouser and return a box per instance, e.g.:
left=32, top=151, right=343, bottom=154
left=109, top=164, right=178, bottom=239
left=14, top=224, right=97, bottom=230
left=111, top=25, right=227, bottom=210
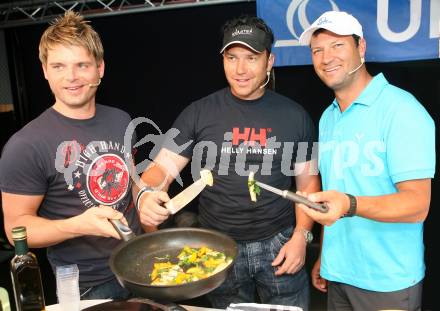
left=327, top=281, right=422, bottom=311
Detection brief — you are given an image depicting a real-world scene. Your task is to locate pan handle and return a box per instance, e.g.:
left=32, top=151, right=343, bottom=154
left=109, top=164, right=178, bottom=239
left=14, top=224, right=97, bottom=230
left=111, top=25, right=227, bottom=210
left=109, top=219, right=136, bottom=242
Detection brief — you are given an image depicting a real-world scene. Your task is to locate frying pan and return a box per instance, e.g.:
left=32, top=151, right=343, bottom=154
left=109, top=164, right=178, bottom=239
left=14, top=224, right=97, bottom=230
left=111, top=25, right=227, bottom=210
left=109, top=220, right=237, bottom=302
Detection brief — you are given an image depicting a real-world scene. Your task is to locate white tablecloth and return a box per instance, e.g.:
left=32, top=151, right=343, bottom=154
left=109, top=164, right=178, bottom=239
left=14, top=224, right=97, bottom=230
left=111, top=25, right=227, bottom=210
left=46, top=299, right=110, bottom=311
left=46, top=299, right=221, bottom=311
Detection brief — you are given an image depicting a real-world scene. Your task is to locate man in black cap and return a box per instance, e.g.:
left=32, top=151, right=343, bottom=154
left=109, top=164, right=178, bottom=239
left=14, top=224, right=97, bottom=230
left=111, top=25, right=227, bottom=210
left=136, top=15, right=319, bottom=310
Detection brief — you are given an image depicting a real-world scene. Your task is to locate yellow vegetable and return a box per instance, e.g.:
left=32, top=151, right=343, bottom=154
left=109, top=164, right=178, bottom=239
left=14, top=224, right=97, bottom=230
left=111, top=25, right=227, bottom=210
left=153, top=262, right=173, bottom=269
left=149, top=246, right=232, bottom=286
left=175, top=272, right=188, bottom=284
left=203, top=258, right=223, bottom=269
left=151, top=269, right=158, bottom=281
left=198, top=246, right=207, bottom=257
left=188, top=252, right=197, bottom=263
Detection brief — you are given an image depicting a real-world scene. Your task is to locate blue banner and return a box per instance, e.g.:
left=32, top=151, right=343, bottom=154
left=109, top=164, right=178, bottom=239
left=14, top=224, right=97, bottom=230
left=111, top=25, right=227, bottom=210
left=257, top=0, right=439, bottom=66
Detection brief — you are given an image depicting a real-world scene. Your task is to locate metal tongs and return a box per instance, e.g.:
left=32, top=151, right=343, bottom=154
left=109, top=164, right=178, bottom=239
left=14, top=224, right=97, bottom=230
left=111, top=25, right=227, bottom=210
left=248, top=173, right=328, bottom=213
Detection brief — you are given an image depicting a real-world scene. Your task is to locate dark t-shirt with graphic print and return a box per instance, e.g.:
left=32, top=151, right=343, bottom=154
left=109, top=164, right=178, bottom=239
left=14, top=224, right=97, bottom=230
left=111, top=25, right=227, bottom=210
left=170, top=88, right=316, bottom=241
left=0, top=104, right=142, bottom=287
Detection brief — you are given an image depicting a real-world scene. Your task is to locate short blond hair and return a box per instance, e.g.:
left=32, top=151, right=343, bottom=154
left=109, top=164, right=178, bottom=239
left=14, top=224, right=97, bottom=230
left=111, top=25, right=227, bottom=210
left=39, top=10, right=104, bottom=65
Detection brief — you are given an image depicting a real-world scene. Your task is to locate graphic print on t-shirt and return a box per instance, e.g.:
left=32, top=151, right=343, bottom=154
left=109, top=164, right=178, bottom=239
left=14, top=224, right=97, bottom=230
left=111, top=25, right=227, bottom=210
left=55, top=139, right=131, bottom=210
left=87, top=154, right=129, bottom=205
left=222, top=127, right=279, bottom=156
left=232, top=127, right=269, bottom=147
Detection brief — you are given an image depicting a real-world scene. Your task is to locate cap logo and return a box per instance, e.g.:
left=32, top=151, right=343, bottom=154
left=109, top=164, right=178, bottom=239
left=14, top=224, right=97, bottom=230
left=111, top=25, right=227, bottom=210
left=317, top=16, right=332, bottom=26
left=232, top=28, right=253, bottom=37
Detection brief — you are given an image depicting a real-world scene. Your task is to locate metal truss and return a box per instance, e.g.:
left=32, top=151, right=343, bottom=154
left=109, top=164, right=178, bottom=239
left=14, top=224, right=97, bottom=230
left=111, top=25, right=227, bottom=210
left=0, top=0, right=251, bottom=29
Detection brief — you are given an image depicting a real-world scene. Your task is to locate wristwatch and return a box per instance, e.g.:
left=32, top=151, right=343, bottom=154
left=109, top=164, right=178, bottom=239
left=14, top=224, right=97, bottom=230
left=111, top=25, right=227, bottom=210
left=343, top=193, right=357, bottom=217
left=294, top=228, right=313, bottom=244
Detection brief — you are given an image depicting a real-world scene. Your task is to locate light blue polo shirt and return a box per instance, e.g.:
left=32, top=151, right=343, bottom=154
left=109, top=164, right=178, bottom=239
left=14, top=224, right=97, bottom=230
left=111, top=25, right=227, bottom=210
left=319, top=73, right=435, bottom=292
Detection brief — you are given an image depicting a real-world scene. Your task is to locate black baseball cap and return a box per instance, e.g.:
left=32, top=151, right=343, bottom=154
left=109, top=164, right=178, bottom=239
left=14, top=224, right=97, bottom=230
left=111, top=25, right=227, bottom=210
left=220, top=25, right=272, bottom=54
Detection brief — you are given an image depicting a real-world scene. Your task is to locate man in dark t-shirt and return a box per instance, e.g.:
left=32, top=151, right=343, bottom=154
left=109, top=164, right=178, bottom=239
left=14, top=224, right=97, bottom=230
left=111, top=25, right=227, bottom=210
left=136, top=16, right=320, bottom=310
left=0, top=11, right=141, bottom=300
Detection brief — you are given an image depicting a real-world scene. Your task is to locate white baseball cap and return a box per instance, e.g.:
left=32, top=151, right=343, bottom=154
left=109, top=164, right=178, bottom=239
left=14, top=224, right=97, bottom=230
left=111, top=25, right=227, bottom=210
left=299, top=11, right=363, bottom=46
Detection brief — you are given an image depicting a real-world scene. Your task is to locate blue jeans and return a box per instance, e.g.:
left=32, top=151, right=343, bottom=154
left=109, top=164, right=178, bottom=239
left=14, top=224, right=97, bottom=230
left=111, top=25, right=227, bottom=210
left=79, top=277, right=131, bottom=300
left=207, top=227, right=310, bottom=310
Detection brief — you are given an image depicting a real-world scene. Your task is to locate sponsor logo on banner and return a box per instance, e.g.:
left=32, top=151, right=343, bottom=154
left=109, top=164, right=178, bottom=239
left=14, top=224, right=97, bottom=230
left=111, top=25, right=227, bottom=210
left=256, top=0, right=440, bottom=66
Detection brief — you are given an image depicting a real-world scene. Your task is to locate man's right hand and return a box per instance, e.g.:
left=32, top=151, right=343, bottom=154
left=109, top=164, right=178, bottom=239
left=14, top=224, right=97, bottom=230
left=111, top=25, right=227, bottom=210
left=67, top=206, right=127, bottom=240
left=138, top=191, right=171, bottom=227
left=311, top=257, right=328, bottom=293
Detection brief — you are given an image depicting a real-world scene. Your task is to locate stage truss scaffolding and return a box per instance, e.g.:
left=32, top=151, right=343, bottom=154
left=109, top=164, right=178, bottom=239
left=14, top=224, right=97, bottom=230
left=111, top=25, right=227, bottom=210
left=0, top=0, right=252, bottom=29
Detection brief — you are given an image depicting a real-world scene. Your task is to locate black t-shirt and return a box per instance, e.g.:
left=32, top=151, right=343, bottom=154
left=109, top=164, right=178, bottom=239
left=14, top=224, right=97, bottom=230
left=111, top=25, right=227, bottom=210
left=0, top=104, right=142, bottom=287
left=170, top=88, right=316, bottom=241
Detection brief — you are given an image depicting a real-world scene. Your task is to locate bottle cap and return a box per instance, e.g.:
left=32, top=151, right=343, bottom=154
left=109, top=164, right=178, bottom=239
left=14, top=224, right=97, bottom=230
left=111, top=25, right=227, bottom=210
left=11, top=226, right=27, bottom=240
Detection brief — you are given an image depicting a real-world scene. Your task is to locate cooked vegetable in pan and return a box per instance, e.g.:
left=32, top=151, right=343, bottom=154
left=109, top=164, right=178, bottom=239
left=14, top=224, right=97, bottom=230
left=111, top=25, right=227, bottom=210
left=248, top=172, right=261, bottom=202
left=150, top=246, right=233, bottom=285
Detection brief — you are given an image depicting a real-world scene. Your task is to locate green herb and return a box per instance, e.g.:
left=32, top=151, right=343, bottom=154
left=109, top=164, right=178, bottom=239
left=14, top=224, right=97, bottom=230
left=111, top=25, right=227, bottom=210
left=248, top=180, right=261, bottom=196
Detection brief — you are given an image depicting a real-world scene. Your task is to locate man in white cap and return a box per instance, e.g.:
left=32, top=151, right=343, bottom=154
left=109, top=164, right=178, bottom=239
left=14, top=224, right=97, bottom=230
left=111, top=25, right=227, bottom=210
left=297, top=11, right=435, bottom=310
left=136, top=15, right=320, bottom=310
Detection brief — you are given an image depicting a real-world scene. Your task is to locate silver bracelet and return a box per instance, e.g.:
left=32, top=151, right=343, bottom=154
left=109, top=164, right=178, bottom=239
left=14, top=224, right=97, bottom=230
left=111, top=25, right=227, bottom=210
left=135, top=186, right=154, bottom=212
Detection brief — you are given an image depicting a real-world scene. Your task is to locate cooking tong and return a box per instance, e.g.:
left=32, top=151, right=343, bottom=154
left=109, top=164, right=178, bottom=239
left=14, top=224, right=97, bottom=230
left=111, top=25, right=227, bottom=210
left=254, top=180, right=329, bottom=213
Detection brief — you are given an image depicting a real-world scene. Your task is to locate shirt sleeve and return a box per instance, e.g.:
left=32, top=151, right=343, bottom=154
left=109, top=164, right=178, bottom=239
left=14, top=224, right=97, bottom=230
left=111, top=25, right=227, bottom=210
left=301, top=110, right=318, bottom=163
left=0, top=134, right=48, bottom=195
left=385, top=98, right=435, bottom=184
left=164, top=102, right=198, bottom=159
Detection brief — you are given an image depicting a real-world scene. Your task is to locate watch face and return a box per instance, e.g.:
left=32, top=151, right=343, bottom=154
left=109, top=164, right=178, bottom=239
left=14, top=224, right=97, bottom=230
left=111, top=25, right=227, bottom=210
left=305, top=231, right=313, bottom=243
